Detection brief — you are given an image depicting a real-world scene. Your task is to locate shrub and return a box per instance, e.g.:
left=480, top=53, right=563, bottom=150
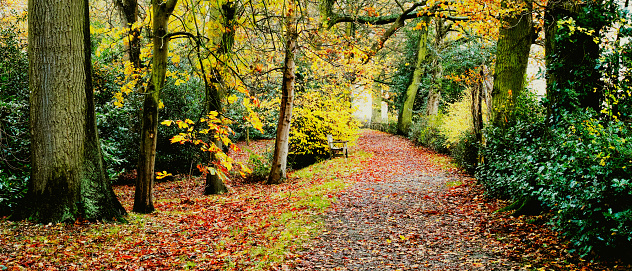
left=0, top=23, right=29, bottom=216
left=450, top=131, right=479, bottom=173
left=478, top=111, right=632, bottom=257
left=242, top=149, right=273, bottom=183
left=409, top=114, right=448, bottom=154
left=289, top=88, right=360, bottom=164
left=93, top=62, right=208, bottom=176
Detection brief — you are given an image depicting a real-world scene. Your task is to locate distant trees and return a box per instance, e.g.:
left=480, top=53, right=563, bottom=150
left=23, top=0, right=126, bottom=222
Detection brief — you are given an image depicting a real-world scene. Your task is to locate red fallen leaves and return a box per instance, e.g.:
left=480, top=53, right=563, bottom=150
left=0, top=138, right=347, bottom=270
left=2, top=130, right=631, bottom=270
left=293, top=130, right=631, bottom=270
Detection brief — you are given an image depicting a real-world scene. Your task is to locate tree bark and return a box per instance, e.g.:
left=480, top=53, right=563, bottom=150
left=425, top=18, right=451, bottom=116
left=24, top=0, right=126, bottom=223
left=425, top=58, right=442, bottom=116
left=371, top=81, right=383, bottom=126
left=472, top=67, right=485, bottom=144
left=491, top=0, right=534, bottom=128
left=397, top=16, right=430, bottom=135
left=268, top=3, right=298, bottom=184
left=133, top=0, right=177, bottom=214
left=114, top=0, right=141, bottom=68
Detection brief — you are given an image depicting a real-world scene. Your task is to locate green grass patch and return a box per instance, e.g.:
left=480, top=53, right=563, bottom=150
left=243, top=151, right=371, bottom=270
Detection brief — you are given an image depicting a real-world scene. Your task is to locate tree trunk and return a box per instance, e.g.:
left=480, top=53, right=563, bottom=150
left=472, top=67, right=485, bottom=143
left=23, top=0, right=126, bottom=223
left=425, top=57, right=442, bottom=116
left=491, top=0, right=533, bottom=128
left=397, top=16, right=430, bottom=135
left=114, top=0, right=141, bottom=68
left=425, top=18, right=451, bottom=116
left=371, top=81, right=383, bottom=126
left=203, top=1, right=236, bottom=195
left=268, top=3, right=298, bottom=184
left=133, top=0, right=177, bottom=214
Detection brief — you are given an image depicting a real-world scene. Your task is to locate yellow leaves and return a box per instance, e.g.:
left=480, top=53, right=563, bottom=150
left=156, top=171, right=172, bottom=179
left=161, top=120, right=174, bottom=126
left=174, top=79, right=186, bottom=86
left=170, top=134, right=187, bottom=144
left=171, top=54, right=181, bottom=66
left=227, top=94, right=238, bottom=104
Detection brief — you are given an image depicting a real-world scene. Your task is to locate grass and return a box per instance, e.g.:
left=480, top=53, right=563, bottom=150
left=239, top=151, right=371, bottom=269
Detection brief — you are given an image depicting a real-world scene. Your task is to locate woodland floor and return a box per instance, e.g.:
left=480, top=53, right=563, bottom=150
left=1, top=130, right=631, bottom=270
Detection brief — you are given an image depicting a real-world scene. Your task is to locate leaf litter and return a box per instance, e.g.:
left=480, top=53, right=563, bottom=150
left=1, top=130, right=630, bottom=270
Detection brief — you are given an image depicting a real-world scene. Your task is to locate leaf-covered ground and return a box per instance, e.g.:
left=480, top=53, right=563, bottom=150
left=1, top=130, right=630, bottom=270
left=292, top=130, right=630, bottom=270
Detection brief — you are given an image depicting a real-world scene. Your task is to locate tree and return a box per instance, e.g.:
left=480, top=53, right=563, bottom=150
left=544, top=0, right=610, bottom=119
left=114, top=0, right=142, bottom=69
left=200, top=0, right=236, bottom=195
left=268, top=0, right=298, bottom=184
left=490, top=0, right=534, bottom=128
left=22, top=0, right=126, bottom=223
left=134, top=0, right=178, bottom=213
left=397, top=16, right=430, bottom=135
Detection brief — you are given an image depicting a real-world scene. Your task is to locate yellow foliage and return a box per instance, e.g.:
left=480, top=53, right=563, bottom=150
left=290, top=88, right=361, bottom=157
left=440, top=90, right=473, bottom=147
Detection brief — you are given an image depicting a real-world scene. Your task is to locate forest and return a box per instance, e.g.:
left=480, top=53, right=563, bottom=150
left=1, top=0, right=632, bottom=269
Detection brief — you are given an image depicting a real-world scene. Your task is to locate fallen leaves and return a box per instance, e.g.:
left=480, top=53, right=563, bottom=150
left=0, top=139, right=366, bottom=270
left=1, top=130, right=631, bottom=270
left=292, top=130, right=631, bottom=270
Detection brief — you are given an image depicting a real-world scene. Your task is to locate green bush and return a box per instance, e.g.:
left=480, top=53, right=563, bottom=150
left=409, top=114, right=448, bottom=154
left=93, top=62, right=208, bottom=177
left=0, top=24, right=29, bottom=216
left=450, top=131, right=479, bottom=173
left=478, top=111, right=632, bottom=257
left=242, top=149, right=273, bottom=183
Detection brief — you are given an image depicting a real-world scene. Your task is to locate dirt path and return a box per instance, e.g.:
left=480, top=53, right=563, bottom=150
left=293, top=130, right=522, bottom=270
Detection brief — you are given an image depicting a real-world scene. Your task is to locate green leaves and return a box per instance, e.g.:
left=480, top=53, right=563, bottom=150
left=478, top=111, right=632, bottom=257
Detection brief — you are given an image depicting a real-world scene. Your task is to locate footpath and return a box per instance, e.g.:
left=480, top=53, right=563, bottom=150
left=294, top=130, right=525, bottom=270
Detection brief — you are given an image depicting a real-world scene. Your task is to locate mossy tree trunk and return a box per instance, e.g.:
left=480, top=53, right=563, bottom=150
left=133, top=0, right=177, bottom=214
left=491, top=0, right=534, bottom=128
left=268, top=2, right=298, bottom=184
left=397, top=16, right=430, bottom=135
left=24, top=0, right=126, bottom=223
left=371, top=80, right=383, bottom=126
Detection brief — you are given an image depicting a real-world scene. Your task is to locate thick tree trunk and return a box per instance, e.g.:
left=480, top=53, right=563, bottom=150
left=268, top=4, right=298, bottom=184
left=491, top=0, right=533, bottom=128
left=24, top=0, right=126, bottom=223
left=397, top=16, right=430, bottom=135
left=114, top=0, right=141, bottom=68
left=133, top=0, right=177, bottom=214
